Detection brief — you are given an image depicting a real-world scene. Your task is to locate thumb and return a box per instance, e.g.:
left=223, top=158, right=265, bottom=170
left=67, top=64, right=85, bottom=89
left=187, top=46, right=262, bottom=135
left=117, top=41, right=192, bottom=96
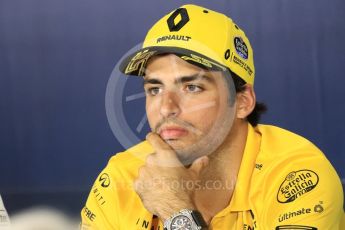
left=189, top=156, right=209, bottom=176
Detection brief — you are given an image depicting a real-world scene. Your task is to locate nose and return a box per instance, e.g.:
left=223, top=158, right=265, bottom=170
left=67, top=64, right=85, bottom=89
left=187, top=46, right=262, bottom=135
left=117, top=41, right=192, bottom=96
left=160, top=90, right=181, bottom=118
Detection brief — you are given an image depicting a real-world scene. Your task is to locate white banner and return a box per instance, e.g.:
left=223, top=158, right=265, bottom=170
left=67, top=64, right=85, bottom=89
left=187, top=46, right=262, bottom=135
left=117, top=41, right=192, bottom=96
left=0, top=195, right=11, bottom=229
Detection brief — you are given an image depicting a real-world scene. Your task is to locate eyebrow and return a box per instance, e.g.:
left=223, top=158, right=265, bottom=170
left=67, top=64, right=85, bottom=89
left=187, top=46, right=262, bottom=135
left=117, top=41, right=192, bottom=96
left=143, top=73, right=215, bottom=86
left=143, top=78, right=162, bottom=85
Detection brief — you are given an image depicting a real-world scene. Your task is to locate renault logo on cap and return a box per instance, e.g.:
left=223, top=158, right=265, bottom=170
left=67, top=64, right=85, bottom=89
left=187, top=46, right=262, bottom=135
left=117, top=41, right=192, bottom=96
left=167, top=8, right=190, bottom=32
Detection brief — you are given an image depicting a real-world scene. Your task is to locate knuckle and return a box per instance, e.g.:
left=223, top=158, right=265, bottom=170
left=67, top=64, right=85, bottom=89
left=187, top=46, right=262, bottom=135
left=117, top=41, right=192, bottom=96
left=146, top=154, right=157, bottom=165
left=146, top=132, right=156, bottom=143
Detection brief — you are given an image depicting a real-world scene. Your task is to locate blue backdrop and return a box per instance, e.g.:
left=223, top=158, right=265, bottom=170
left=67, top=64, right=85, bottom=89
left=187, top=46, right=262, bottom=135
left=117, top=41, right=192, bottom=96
left=0, top=0, right=344, bottom=217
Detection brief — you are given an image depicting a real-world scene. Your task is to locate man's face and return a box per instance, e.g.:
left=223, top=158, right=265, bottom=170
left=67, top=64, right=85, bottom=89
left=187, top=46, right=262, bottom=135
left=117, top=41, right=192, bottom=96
left=144, top=54, right=235, bottom=164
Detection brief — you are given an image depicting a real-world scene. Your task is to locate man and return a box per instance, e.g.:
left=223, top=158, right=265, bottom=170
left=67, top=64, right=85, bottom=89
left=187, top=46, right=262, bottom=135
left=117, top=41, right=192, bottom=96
left=81, top=4, right=344, bottom=229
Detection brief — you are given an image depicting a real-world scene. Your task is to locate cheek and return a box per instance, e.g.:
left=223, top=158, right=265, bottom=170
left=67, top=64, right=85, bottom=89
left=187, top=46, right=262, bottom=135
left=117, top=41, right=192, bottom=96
left=145, top=97, right=160, bottom=129
left=180, top=93, right=222, bottom=129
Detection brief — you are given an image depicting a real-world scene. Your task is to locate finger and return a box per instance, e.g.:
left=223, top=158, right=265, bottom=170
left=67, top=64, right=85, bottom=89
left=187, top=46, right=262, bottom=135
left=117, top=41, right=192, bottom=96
left=133, top=179, right=143, bottom=193
left=146, top=132, right=181, bottom=167
left=134, top=167, right=151, bottom=191
left=145, top=153, right=156, bottom=166
left=146, top=132, right=172, bottom=152
left=189, top=156, right=209, bottom=176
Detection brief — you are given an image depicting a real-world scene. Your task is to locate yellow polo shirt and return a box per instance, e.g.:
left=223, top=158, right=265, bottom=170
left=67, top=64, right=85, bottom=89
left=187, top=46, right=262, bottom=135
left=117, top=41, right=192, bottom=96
left=81, top=124, right=344, bottom=229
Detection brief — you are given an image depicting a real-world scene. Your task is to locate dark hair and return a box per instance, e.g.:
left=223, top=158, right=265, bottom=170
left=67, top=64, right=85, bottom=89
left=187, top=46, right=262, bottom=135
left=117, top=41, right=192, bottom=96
left=228, top=71, right=267, bottom=126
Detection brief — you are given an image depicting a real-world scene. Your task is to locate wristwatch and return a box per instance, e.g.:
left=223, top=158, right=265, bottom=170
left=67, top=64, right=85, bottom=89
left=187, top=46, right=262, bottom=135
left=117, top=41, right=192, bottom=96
left=163, top=209, right=208, bottom=230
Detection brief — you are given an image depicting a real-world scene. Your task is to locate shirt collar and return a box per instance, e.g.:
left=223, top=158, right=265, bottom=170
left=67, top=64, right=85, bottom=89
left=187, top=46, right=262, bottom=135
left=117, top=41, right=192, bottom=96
left=229, top=123, right=261, bottom=211
left=214, top=123, right=262, bottom=216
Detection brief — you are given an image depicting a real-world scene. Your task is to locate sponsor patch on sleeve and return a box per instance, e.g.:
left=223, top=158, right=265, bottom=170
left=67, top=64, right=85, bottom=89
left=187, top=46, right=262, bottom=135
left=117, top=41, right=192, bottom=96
left=277, top=170, right=319, bottom=203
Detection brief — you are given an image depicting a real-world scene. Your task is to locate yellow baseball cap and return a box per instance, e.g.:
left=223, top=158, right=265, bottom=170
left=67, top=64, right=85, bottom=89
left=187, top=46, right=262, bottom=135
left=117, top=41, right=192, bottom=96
left=120, top=4, right=255, bottom=85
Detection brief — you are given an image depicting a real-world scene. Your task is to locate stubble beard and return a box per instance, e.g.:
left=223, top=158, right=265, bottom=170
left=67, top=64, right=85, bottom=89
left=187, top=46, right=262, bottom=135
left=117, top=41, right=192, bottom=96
left=172, top=108, right=235, bottom=166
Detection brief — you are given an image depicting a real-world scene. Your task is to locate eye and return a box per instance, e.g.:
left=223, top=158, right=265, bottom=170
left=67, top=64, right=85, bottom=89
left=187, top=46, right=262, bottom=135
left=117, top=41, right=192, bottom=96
left=185, top=84, right=204, bottom=93
left=146, top=87, right=162, bottom=96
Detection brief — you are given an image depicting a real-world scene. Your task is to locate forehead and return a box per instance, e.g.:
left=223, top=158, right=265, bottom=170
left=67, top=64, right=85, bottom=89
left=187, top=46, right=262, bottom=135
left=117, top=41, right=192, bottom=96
left=144, top=54, right=224, bottom=82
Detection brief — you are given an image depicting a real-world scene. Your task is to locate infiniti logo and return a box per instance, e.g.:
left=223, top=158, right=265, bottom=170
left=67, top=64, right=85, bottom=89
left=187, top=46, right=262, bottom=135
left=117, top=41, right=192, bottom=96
left=99, top=173, right=110, bottom=188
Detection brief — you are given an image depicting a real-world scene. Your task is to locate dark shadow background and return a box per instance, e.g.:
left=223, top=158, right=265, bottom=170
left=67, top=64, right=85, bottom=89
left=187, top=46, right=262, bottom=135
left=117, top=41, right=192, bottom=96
left=0, top=0, right=344, bottom=218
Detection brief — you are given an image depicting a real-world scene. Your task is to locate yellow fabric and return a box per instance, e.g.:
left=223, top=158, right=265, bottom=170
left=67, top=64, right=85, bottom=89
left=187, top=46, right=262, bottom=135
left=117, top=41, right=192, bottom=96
left=122, top=4, right=255, bottom=85
left=81, top=124, right=344, bottom=229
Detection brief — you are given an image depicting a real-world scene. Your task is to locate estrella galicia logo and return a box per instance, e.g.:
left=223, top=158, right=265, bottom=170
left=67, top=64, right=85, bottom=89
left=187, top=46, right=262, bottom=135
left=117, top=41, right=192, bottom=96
left=276, top=225, right=317, bottom=230
left=277, top=170, right=319, bottom=203
left=234, top=37, right=248, bottom=59
left=99, top=173, right=110, bottom=188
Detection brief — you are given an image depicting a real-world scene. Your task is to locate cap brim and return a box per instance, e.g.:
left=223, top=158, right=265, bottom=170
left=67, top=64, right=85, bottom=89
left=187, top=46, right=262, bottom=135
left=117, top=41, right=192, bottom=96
left=119, top=46, right=228, bottom=77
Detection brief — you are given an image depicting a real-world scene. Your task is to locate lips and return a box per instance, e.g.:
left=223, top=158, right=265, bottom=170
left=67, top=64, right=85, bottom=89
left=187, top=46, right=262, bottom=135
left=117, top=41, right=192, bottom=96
left=159, top=126, right=188, bottom=140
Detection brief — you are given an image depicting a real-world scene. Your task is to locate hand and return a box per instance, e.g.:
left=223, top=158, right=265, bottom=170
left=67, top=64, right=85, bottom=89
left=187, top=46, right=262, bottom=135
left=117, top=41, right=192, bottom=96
left=134, top=132, right=209, bottom=221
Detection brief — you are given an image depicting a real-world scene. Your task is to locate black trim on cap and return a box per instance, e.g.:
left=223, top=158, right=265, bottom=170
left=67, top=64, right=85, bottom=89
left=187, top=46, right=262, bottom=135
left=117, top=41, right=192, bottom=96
left=119, top=46, right=228, bottom=77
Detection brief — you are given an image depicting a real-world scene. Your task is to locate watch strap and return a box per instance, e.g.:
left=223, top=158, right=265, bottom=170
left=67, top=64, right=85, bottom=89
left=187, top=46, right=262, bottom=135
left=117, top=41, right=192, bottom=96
left=191, top=210, right=208, bottom=229
left=163, top=209, right=208, bottom=230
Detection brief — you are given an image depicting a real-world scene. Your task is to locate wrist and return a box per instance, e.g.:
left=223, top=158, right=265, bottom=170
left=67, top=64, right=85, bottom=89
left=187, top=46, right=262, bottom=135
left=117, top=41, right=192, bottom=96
left=159, top=201, right=196, bottom=222
left=163, top=209, right=208, bottom=230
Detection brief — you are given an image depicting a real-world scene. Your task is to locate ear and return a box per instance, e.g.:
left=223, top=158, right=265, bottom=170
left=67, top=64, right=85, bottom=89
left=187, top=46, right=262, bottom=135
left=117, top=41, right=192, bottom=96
left=236, top=84, right=256, bottom=119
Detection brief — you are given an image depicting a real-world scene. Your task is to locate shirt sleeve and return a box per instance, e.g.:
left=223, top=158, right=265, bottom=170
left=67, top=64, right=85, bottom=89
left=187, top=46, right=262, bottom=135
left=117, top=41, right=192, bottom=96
left=256, top=151, right=344, bottom=229
left=80, top=165, right=120, bottom=230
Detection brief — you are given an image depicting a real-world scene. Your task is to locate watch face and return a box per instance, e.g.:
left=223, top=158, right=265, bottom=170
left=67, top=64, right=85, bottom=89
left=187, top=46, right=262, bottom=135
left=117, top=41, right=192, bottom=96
left=170, top=215, right=193, bottom=230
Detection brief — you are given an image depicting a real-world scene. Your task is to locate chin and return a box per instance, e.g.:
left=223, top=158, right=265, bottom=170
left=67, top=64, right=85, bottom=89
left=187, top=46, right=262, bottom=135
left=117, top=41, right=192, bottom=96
left=165, top=139, right=206, bottom=166
left=164, top=139, right=185, bottom=149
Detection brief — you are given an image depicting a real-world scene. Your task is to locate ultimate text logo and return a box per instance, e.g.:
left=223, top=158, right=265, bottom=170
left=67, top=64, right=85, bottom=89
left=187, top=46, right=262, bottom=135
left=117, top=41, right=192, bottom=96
left=277, top=170, right=319, bottom=203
